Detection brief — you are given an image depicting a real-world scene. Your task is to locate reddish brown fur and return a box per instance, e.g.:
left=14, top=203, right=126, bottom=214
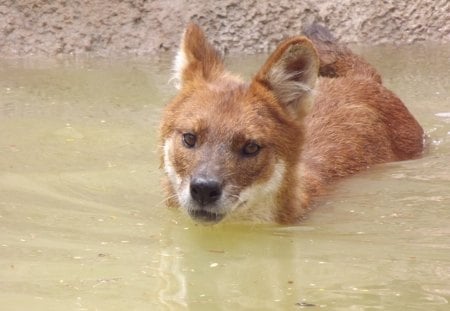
left=159, top=24, right=423, bottom=224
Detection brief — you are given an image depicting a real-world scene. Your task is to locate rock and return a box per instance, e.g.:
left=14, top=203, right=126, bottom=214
left=0, top=0, right=448, bottom=57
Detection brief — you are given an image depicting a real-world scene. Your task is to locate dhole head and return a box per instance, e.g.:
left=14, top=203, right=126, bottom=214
left=160, top=24, right=319, bottom=224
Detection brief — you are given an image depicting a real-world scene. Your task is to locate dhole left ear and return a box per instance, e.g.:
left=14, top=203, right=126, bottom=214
left=253, top=37, right=319, bottom=117
left=172, top=23, right=224, bottom=89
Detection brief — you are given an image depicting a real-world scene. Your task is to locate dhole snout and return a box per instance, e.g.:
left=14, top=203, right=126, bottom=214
left=188, top=161, right=224, bottom=222
left=159, top=23, right=423, bottom=225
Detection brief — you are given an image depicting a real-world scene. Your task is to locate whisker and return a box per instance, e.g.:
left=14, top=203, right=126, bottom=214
left=155, top=193, right=178, bottom=208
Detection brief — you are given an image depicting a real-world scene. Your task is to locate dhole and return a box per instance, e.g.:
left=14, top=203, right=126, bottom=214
left=159, top=23, right=423, bottom=224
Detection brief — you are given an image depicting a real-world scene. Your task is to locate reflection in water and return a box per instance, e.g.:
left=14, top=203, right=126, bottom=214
left=158, top=224, right=188, bottom=309
left=1, top=45, right=450, bottom=310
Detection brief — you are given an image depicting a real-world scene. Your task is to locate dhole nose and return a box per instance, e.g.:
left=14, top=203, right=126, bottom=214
left=190, top=177, right=222, bottom=206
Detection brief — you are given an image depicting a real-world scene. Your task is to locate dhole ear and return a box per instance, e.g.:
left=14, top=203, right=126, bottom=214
left=172, top=23, right=224, bottom=89
left=253, top=37, right=319, bottom=116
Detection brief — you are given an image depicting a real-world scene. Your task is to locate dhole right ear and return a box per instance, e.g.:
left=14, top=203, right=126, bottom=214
left=172, top=23, right=224, bottom=89
left=253, top=37, right=319, bottom=117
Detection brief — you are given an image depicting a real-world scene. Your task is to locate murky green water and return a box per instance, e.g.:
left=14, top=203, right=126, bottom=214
left=1, top=45, right=449, bottom=310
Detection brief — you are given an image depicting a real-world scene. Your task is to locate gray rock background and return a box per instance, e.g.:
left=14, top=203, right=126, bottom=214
left=0, top=0, right=449, bottom=57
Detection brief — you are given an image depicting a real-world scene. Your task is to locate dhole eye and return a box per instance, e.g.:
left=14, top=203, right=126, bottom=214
left=182, top=133, right=196, bottom=148
left=242, top=142, right=261, bottom=156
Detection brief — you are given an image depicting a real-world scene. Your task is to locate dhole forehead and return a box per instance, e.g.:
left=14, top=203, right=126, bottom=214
left=173, top=85, right=283, bottom=143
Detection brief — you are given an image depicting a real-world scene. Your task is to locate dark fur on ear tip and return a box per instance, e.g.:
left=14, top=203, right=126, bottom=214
left=302, top=23, right=336, bottom=44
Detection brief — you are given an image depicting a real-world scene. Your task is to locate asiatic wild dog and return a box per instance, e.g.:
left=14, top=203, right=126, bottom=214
left=159, top=24, right=423, bottom=224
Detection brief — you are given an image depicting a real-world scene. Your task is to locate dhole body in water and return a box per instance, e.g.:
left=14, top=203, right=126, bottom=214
left=159, top=24, right=423, bottom=225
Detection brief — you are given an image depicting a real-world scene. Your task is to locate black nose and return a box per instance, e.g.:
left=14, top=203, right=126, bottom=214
left=190, top=177, right=222, bottom=206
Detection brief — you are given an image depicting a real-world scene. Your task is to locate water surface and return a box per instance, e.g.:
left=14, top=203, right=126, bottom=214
left=1, top=45, right=449, bottom=310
